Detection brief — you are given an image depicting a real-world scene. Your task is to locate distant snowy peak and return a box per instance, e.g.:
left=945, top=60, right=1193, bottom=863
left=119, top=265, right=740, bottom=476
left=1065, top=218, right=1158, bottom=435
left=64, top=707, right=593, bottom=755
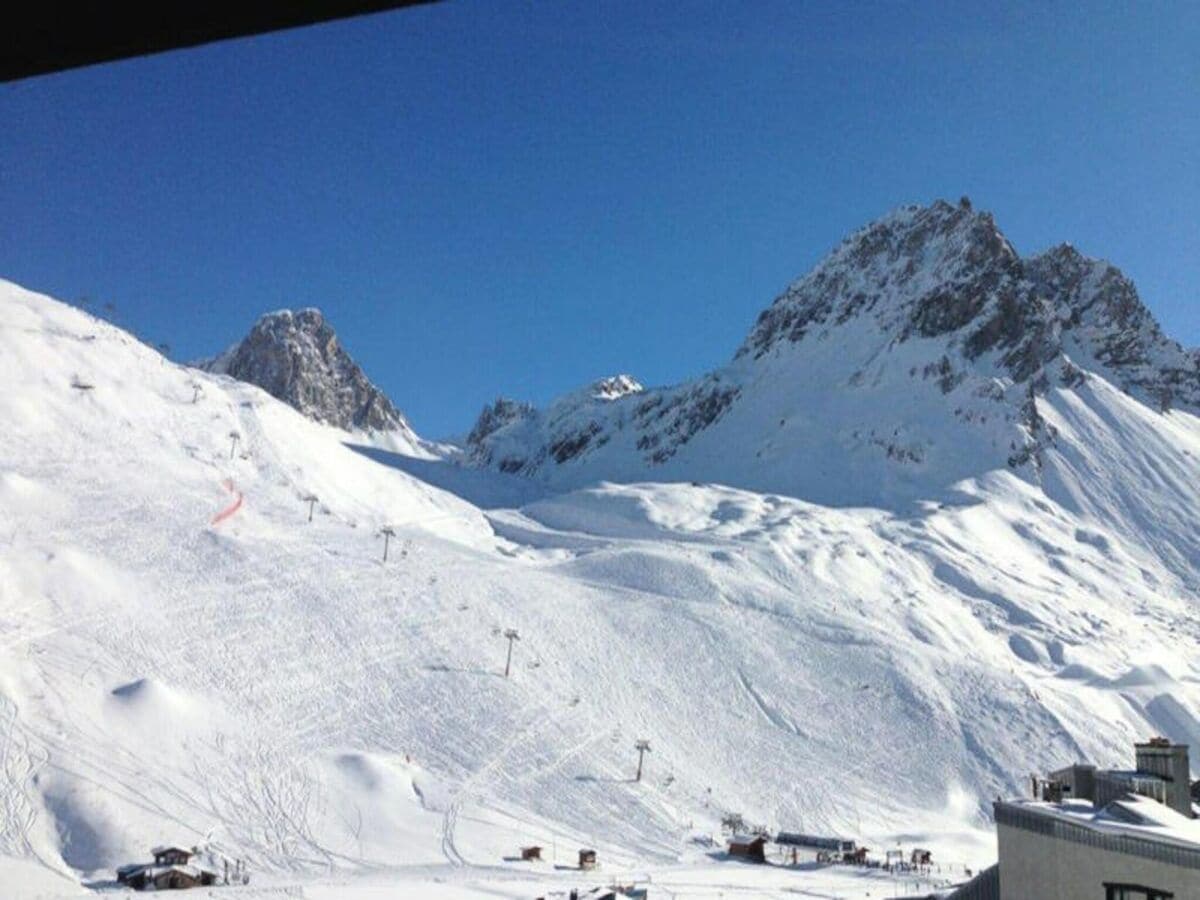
left=466, top=375, right=651, bottom=472
left=466, top=367, right=739, bottom=476
left=466, top=199, right=1200, bottom=495
left=203, top=308, right=414, bottom=435
left=589, top=374, right=644, bottom=400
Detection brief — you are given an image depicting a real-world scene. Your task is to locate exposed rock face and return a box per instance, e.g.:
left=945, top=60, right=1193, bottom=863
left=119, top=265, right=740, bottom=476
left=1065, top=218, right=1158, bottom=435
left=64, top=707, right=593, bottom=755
left=203, top=309, right=412, bottom=433
left=1026, top=244, right=1198, bottom=410
left=467, top=376, right=662, bottom=474
left=465, top=367, right=740, bottom=475
left=742, top=200, right=1025, bottom=358
left=468, top=398, right=536, bottom=448
left=465, top=199, right=1199, bottom=501
left=742, top=199, right=1199, bottom=406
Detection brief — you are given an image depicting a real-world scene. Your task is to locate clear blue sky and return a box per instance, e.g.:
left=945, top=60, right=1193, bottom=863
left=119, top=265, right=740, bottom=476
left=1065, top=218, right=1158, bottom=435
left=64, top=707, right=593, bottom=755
left=2, top=1, right=1197, bottom=437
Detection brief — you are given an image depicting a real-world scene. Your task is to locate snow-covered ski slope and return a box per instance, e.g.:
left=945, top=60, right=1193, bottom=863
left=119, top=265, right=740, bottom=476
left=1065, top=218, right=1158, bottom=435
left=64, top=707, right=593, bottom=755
left=3, top=277, right=1200, bottom=898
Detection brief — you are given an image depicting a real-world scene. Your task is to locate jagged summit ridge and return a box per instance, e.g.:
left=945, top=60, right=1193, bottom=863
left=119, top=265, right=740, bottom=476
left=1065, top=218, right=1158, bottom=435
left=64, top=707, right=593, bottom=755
left=742, top=198, right=1198, bottom=405
left=204, top=308, right=413, bottom=434
left=740, top=199, right=1024, bottom=359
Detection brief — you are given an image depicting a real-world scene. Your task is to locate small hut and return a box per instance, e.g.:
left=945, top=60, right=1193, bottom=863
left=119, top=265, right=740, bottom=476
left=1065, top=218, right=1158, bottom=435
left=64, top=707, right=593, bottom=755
left=843, top=846, right=869, bottom=865
left=116, top=846, right=218, bottom=891
left=578, top=847, right=598, bottom=870
left=520, top=845, right=543, bottom=861
left=727, top=833, right=767, bottom=863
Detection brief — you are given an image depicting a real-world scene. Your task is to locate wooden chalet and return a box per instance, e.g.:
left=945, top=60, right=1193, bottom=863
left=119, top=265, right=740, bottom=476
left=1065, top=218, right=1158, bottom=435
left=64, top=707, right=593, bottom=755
left=520, top=845, right=543, bottom=861
left=116, top=846, right=218, bottom=891
left=727, top=833, right=767, bottom=863
left=578, top=847, right=598, bottom=870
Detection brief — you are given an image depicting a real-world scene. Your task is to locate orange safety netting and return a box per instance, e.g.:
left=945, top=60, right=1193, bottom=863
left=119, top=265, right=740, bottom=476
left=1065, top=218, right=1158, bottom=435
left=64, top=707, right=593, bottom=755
left=211, top=478, right=243, bottom=526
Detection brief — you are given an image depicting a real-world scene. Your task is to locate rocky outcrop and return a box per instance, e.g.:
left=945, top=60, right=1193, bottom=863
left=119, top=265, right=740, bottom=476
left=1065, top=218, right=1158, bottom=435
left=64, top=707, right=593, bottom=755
left=742, top=199, right=1199, bottom=407
left=203, top=309, right=413, bottom=434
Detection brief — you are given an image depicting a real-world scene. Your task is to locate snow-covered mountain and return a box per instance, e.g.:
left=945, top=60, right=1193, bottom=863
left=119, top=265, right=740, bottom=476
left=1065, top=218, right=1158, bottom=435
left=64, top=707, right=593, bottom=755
left=466, top=199, right=1200, bottom=508
left=202, top=308, right=427, bottom=451
left=3, top=201, right=1200, bottom=898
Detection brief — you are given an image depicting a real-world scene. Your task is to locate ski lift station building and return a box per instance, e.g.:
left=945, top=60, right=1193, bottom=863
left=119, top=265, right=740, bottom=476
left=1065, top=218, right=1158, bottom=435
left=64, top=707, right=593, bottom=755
left=774, top=832, right=856, bottom=854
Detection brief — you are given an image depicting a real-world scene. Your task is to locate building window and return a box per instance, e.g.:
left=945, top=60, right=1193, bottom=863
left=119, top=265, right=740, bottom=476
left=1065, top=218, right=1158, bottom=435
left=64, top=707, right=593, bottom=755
left=1104, top=884, right=1174, bottom=900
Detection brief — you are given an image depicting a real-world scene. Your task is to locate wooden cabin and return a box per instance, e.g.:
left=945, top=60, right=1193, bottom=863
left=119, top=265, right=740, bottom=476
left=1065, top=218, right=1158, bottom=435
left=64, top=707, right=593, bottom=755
left=115, top=846, right=217, bottom=891
left=727, top=833, right=767, bottom=863
left=578, top=847, right=598, bottom=870
left=520, top=845, right=543, bottom=861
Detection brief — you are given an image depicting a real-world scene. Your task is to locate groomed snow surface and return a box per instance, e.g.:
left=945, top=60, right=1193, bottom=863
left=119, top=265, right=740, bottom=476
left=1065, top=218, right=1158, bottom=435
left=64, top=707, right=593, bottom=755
left=3, top=279, right=1200, bottom=898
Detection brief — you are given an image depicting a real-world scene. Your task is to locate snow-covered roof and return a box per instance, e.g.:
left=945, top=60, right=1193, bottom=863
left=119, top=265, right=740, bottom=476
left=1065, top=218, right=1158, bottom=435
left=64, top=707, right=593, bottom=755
left=775, top=831, right=855, bottom=849
left=1002, top=794, right=1200, bottom=851
left=150, top=844, right=192, bottom=856
left=578, top=888, right=634, bottom=900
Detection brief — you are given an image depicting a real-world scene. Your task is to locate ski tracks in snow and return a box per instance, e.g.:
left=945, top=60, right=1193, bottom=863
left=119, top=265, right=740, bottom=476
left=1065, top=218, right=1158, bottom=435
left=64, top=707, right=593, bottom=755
left=439, top=696, right=586, bottom=867
left=0, top=696, right=58, bottom=874
left=736, top=669, right=804, bottom=738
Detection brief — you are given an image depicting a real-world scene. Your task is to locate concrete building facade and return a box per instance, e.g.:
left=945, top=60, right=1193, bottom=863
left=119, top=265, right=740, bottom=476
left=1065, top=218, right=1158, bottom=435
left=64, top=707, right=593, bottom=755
left=1134, top=739, right=1193, bottom=818
left=995, top=800, right=1200, bottom=900
left=1045, top=739, right=1191, bottom=816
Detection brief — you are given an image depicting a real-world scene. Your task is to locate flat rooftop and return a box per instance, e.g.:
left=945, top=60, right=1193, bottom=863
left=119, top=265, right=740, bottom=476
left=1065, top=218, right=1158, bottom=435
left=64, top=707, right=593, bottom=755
left=999, top=794, right=1200, bottom=852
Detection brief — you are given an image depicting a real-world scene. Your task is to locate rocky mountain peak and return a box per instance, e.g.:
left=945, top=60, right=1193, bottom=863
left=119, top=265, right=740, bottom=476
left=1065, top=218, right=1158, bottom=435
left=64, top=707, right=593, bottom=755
left=737, top=200, right=1197, bottom=404
left=203, top=308, right=412, bottom=433
left=738, top=199, right=1026, bottom=362
left=463, top=377, right=647, bottom=472
left=590, top=374, right=644, bottom=400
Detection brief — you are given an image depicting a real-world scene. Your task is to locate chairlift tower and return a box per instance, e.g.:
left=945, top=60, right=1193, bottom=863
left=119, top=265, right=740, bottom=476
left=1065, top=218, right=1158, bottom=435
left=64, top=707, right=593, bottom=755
left=379, top=526, right=396, bottom=561
left=503, top=628, right=520, bottom=678
left=635, top=739, right=651, bottom=782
